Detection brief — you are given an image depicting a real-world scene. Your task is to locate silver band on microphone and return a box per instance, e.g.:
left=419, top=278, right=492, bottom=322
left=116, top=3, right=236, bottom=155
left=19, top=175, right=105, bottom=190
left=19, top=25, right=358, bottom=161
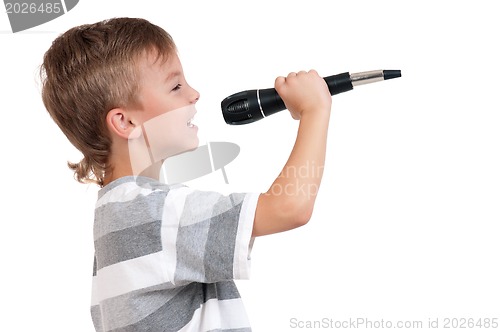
left=256, top=89, right=266, bottom=118
left=350, top=70, right=385, bottom=87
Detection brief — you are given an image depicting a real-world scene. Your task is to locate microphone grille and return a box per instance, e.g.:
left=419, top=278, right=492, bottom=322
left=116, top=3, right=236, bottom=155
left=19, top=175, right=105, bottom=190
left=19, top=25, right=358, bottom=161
left=226, top=100, right=249, bottom=113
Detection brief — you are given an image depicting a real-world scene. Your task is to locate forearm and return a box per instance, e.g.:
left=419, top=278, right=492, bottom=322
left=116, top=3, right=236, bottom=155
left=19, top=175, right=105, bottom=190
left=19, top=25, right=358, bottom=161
left=253, top=111, right=330, bottom=236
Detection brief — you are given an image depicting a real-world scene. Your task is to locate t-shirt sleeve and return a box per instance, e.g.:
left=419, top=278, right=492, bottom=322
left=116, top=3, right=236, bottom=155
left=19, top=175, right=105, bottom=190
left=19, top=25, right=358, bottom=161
left=161, top=185, right=259, bottom=284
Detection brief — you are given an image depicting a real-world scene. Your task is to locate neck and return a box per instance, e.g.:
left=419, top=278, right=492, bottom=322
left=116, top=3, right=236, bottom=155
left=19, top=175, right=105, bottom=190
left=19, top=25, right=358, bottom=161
left=137, top=161, right=164, bottom=181
left=103, top=135, right=167, bottom=186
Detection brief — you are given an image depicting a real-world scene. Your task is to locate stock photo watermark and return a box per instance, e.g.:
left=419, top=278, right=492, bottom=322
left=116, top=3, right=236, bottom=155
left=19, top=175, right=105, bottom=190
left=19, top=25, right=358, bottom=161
left=3, top=0, right=79, bottom=32
left=289, top=317, right=499, bottom=330
left=265, top=160, right=325, bottom=199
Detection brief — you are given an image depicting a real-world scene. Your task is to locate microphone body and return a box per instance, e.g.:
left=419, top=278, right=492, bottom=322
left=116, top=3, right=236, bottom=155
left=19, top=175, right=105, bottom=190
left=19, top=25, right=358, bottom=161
left=221, top=69, right=401, bottom=125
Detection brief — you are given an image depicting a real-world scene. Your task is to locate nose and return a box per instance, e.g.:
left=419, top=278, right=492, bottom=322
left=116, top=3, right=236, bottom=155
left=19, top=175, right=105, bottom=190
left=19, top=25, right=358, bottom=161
left=190, top=85, right=200, bottom=104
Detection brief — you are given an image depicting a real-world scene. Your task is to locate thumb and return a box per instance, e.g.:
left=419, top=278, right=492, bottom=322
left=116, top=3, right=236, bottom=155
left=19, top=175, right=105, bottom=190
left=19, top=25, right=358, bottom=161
left=274, top=76, right=286, bottom=92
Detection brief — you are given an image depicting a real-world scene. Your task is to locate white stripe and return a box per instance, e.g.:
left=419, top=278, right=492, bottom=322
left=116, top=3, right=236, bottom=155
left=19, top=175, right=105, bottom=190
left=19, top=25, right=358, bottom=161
left=96, top=182, right=155, bottom=208
left=91, top=252, right=171, bottom=305
left=160, top=186, right=191, bottom=284
left=178, top=298, right=251, bottom=331
left=233, top=193, right=259, bottom=279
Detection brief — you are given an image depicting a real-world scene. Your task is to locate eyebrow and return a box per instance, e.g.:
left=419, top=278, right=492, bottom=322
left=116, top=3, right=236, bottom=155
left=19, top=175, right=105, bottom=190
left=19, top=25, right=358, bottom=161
left=165, top=71, right=182, bottom=83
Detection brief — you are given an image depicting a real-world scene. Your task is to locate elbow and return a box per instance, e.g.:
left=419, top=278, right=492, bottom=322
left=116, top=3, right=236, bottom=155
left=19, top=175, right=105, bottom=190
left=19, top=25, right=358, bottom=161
left=255, top=193, right=316, bottom=236
left=295, top=205, right=314, bottom=228
left=281, top=198, right=314, bottom=230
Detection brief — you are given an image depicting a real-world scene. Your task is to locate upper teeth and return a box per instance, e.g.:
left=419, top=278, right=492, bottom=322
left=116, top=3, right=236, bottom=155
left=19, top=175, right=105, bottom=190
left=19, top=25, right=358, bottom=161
left=187, top=118, right=194, bottom=127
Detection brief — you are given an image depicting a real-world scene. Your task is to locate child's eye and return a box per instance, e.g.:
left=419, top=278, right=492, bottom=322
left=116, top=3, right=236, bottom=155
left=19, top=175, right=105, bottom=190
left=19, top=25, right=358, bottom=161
left=172, top=84, right=182, bottom=91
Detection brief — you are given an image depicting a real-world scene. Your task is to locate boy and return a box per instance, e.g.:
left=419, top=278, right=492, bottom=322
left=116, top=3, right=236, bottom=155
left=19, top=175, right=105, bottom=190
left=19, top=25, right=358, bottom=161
left=41, top=17, right=331, bottom=331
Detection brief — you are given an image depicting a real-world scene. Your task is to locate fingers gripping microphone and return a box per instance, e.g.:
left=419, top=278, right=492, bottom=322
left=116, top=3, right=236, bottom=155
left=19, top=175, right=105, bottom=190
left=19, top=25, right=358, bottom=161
left=221, top=69, right=401, bottom=125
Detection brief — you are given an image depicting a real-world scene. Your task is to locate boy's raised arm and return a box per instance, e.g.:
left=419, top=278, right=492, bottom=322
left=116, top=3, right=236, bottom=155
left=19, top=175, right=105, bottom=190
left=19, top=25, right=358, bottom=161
left=252, top=70, right=332, bottom=237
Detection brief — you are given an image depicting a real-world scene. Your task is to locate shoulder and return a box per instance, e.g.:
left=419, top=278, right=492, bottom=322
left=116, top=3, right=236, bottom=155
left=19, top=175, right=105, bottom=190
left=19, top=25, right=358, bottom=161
left=97, top=176, right=170, bottom=204
left=96, top=176, right=258, bottom=226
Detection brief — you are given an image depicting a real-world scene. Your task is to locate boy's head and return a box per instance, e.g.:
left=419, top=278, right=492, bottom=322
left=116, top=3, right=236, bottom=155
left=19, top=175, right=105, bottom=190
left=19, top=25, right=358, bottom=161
left=41, top=17, right=199, bottom=186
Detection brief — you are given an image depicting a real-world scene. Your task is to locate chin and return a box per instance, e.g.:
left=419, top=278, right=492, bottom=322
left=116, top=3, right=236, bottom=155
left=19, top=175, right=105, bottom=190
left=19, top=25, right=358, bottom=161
left=186, top=142, right=199, bottom=153
left=177, top=138, right=200, bottom=155
left=189, top=137, right=200, bottom=151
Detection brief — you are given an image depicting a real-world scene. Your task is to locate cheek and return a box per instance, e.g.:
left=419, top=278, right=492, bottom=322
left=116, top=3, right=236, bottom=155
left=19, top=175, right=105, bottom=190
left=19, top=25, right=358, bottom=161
left=139, top=89, right=176, bottom=120
left=141, top=107, right=193, bottom=159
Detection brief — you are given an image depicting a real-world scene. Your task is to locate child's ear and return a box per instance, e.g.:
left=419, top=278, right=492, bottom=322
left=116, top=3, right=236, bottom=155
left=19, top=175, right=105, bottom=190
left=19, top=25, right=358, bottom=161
left=106, top=108, right=141, bottom=139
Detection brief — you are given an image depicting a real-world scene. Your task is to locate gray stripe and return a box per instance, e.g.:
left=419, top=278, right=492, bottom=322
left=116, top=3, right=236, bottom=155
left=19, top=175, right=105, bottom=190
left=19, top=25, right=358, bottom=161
left=175, top=218, right=210, bottom=283
left=94, top=191, right=167, bottom=240
left=204, top=199, right=242, bottom=282
left=212, top=193, right=246, bottom=221
left=92, top=255, right=97, bottom=276
left=215, top=281, right=241, bottom=300
left=173, top=199, right=243, bottom=284
left=97, top=282, right=182, bottom=331
left=173, top=192, right=246, bottom=284
left=91, top=305, right=104, bottom=332
left=110, top=283, right=216, bottom=332
left=94, top=220, right=162, bottom=269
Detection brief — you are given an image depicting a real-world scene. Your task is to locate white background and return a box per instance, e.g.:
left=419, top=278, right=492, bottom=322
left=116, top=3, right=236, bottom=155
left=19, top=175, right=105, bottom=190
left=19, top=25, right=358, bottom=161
left=1, top=1, right=499, bottom=331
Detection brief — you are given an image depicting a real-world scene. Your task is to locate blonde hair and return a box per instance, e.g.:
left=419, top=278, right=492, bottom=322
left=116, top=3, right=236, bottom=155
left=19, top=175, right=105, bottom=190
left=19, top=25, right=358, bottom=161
left=40, top=17, right=176, bottom=186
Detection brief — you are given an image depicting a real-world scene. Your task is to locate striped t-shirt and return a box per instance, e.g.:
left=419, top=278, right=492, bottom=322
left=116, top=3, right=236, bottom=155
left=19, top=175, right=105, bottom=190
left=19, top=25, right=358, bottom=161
left=91, top=176, right=259, bottom=331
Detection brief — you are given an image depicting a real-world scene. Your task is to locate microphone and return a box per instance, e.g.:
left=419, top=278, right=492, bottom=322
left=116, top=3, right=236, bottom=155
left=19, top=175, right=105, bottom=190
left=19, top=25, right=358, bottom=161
left=221, top=69, right=401, bottom=125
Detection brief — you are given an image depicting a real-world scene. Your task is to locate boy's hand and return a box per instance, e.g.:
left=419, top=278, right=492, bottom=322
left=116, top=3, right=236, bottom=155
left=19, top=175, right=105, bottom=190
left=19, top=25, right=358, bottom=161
left=274, top=70, right=332, bottom=120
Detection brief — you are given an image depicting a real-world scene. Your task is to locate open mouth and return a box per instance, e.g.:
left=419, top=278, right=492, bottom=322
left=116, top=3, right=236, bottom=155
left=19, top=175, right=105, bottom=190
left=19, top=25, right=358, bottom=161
left=187, top=114, right=196, bottom=128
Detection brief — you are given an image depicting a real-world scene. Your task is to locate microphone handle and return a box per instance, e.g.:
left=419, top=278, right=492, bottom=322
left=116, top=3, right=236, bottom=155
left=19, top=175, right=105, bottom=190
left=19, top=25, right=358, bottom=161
left=255, top=72, right=353, bottom=119
left=221, top=70, right=400, bottom=125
